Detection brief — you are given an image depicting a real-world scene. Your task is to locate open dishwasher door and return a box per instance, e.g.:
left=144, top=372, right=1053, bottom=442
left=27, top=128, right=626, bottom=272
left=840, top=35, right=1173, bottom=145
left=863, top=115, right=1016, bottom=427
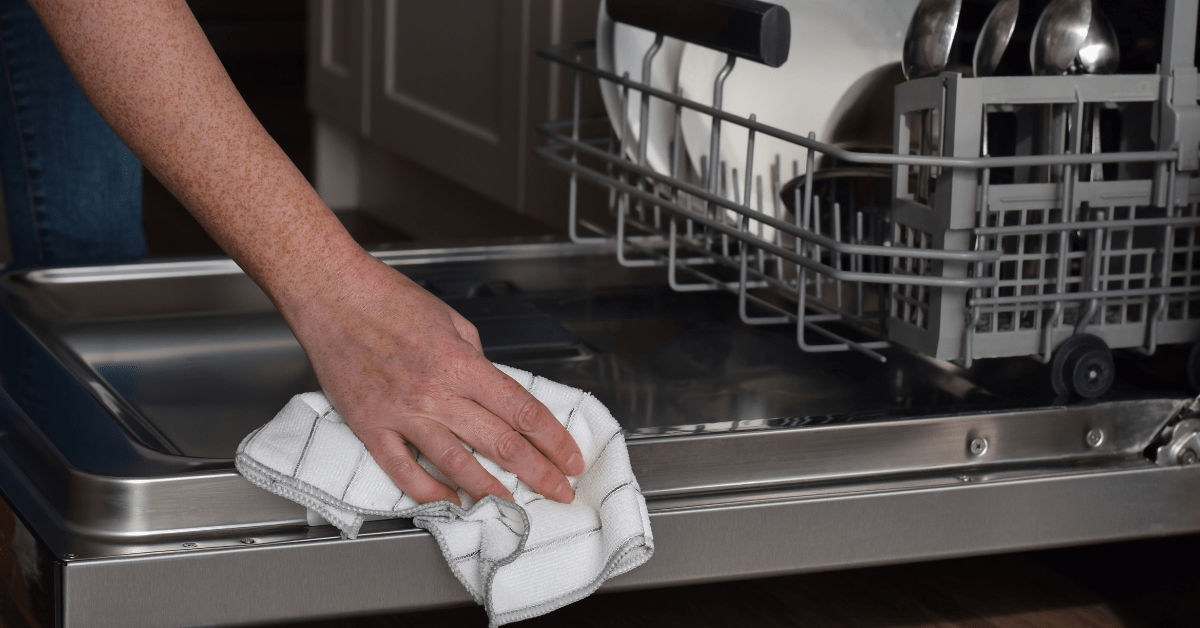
left=0, top=241, right=1196, bottom=628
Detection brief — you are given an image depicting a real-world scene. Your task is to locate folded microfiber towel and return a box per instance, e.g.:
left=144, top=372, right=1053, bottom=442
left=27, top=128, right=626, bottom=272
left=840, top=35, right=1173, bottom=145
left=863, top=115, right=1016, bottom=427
left=235, top=364, right=653, bottom=627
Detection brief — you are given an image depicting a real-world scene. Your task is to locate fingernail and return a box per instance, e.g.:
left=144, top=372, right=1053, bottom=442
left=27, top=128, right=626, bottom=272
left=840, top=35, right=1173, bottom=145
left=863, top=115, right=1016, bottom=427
left=566, top=452, right=584, bottom=475
left=554, top=479, right=574, bottom=504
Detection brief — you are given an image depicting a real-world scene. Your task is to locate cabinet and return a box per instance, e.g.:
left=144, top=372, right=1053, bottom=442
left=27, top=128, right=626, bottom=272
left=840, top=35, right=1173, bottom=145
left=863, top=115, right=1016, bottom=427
left=307, top=0, right=364, bottom=132
left=307, top=0, right=604, bottom=233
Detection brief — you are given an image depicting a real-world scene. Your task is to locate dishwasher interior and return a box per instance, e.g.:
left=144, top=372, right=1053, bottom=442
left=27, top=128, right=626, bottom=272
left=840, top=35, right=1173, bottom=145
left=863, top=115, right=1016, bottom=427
left=49, top=252, right=1002, bottom=461
left=3, top=0, right=1200, bottom=626
left=0, top=242, right=1197, bottom=628
left=25, top=244, right=1200, bottom=457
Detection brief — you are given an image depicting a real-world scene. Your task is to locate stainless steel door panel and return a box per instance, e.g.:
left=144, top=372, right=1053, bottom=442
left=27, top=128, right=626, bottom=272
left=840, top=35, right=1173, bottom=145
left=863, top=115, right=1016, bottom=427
left=627, top=397, right=1183, bottom=498
left=1, top=391, right=1178, bottom=557
left=616, top=464, right=1200, bottom=591
left=61, top=313, right=318, bottom=459
left=0, top=242, right=1187, bottom=550
left=57, top=464, right=1200, bottom=628
left=0, top=242, right=1196, bottom=627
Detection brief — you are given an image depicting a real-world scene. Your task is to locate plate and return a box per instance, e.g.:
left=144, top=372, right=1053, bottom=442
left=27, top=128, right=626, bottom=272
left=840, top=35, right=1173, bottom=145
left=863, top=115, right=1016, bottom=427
left=596, top=0, right=686, bottom=175
left=677, top=0, right=918, bottom=211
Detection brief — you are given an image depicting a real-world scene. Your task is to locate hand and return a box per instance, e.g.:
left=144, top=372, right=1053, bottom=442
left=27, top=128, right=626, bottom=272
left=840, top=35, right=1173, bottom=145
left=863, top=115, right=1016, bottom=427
left=283, top=251, right=585, bottom=506
left=23, top=0, right=583, bottom=503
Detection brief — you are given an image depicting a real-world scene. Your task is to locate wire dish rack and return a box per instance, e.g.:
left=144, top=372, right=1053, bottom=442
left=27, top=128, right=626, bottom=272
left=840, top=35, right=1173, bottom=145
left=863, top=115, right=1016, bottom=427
left=535, top=2, right=1200, bottom=398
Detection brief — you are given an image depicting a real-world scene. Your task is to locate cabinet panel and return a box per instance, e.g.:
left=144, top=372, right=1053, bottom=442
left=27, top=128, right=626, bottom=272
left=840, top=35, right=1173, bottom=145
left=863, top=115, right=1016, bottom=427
left=521, top=0, right=605, bottom=227
left=384, top=1, right=503, bottom=143
left=306, top=0, right=363, bottom=132
left=309, top=0, right=607, bottom=230
left=323, top=0, right=356, bottom=75
left=368, top=0, right=525, bottom=207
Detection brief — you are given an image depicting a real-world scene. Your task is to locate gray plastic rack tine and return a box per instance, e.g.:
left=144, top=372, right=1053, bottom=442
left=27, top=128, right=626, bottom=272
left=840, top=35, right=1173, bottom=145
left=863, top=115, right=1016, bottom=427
left=535, top=0, right=1200, bottom=364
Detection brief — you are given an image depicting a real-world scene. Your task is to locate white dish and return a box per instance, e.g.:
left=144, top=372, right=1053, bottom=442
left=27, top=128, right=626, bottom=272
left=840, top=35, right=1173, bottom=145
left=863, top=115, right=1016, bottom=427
left=596, top=0, right=686, bottom=176
left=678, top=0, right=918, bottom=212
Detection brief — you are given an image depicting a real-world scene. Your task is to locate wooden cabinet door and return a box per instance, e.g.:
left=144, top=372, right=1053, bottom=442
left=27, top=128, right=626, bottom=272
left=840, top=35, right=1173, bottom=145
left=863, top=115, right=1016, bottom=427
left=306, top=0, right=364, bottom=133
left=366, top=0, right=527, bottom=208
left=308, top=0, right=604, bottom=228
left=521, top=0, right=604, bottom=227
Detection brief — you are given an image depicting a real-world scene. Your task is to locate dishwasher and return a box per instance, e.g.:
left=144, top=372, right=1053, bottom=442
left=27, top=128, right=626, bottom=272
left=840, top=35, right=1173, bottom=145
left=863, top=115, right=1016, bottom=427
left=1, top=1, right=1199, bottom=627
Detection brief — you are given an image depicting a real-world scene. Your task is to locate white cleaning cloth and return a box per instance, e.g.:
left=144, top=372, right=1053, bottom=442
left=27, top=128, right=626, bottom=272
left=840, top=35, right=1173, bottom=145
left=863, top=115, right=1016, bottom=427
left=235, top=364, right=653, bottom=627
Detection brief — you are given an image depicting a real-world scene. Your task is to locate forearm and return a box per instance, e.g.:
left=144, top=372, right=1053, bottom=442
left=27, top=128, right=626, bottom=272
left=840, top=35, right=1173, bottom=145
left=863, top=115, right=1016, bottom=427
left=27, top=0, right=373, bottom=315
left=27, top=0, right=583, bottom=505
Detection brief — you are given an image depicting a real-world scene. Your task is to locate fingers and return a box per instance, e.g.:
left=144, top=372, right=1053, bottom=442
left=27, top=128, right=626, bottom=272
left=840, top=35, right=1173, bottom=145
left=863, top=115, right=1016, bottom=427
left=449, top=399, right=575, bottom=504
left=363, top=428, right=461, bottom=506
left=405, top=418, right=516, bottom=504
left=466, top=363, right=585, bottom=478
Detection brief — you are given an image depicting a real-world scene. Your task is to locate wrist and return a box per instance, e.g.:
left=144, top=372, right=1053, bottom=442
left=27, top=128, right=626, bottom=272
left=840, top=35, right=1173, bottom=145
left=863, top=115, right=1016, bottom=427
left=254, top=223, right=391, bottom=328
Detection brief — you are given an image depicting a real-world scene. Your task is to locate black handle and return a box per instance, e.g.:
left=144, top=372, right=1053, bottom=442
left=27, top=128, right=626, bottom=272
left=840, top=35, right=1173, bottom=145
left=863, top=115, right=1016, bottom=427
left=606, top=0, right=790, bottom=68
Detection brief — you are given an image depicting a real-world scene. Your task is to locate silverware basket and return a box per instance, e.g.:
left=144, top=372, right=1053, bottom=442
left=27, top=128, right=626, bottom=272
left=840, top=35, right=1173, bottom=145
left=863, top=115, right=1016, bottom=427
left=535, top=0, right=1200, bottom=398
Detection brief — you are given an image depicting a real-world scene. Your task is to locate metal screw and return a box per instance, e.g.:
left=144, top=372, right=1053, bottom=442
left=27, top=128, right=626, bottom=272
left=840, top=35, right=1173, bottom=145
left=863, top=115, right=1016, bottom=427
left=958, top=475, right=973, bottom=482
left=1086, top=429, right=1104, bottom=447
left=969, top=437, right=988, bottom=456
left=182, top=542, right=198, bottom=548
left=1179, top=449, right=1198, bottom=466
left=63, top=553, right=77, bottom=560
left=239, top=538, right=256, bottom=545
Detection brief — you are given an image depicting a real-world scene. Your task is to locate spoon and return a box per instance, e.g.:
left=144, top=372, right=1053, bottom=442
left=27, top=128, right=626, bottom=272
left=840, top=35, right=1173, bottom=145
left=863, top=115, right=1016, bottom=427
left=1030, top=0, right=1092, bottom=76
left=1072, top=8, right=1119, bottom=75
left=973, top=0, right=1019, bottom=78
left=902, top=0, right=962, bottom=80
left=1072, top=9, right=1118, bottom=180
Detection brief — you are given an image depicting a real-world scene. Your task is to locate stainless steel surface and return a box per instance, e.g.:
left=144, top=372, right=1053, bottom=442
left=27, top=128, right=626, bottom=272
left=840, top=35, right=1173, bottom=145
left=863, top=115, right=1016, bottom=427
left=59, top=464, right=1200, bottom=628
left=1156, top=416, right=1200, bottom=466
left=2, top=244, right=1200, bottom=626
left=0, top=243, right=1081, bottom=551
left=901, top=0, right=962, bottom=80
left=627, top=398, right=1186, bottom=499
left=1072, top=8, right=1118, bottom=75
left=0, top=4, right=1195, bottom=626
left=1031, top=0, right=1092, bottom=76
left=972, top=0, right=1018, bottom=78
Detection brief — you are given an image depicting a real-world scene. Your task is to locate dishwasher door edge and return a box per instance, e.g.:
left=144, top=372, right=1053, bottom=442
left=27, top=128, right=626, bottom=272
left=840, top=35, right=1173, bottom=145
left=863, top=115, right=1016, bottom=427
left=58, top=463, right=1200, bottom=628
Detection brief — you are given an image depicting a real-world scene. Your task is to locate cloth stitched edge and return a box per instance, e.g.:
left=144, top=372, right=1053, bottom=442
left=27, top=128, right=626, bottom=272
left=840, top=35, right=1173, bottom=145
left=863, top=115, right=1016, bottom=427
left=233, top=366, right=654, bottom=628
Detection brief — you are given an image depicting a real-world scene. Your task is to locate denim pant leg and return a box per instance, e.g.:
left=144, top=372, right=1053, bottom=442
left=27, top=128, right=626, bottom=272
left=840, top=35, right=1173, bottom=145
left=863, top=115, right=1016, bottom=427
left=0, top=0, right=145, bottom=270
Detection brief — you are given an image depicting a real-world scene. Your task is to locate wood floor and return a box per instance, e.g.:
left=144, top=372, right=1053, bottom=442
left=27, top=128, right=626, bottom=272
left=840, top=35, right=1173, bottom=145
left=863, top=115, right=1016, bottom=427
left=272, top=534, right=1197, bottom=628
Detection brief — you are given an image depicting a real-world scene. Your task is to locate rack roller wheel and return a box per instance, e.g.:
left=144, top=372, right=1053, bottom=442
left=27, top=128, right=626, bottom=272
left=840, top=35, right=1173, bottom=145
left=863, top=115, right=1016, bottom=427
left=1187, top=342, right=1200, bottom=393
left=1050, top=334, right=1114, bottom=399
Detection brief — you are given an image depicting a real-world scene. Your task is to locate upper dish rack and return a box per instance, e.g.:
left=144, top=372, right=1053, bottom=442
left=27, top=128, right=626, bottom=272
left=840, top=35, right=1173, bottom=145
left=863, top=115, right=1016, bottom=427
left=535, top=0, right=1200, bottom=398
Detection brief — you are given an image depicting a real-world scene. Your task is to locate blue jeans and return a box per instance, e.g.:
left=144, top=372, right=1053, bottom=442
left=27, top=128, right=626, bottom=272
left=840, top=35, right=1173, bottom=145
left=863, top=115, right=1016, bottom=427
left=0, top=0, right=144, bottom=270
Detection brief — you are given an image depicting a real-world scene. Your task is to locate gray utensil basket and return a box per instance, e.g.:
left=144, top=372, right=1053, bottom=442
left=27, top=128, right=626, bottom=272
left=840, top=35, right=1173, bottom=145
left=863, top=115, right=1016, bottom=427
left=536, top=0, right=1200, bottom=396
